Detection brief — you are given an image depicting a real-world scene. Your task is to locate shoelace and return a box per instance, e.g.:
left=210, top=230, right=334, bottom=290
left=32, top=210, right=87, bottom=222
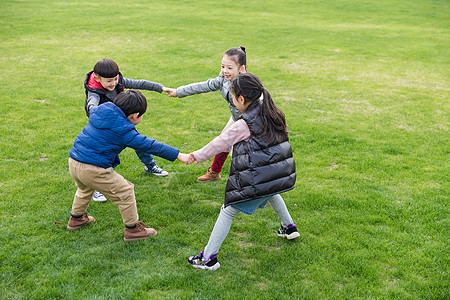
left=193, top=253, right=203, bottom=260
left=151, top=166, right=163, bottom=172
left=136, top=221, right=147, bottom=230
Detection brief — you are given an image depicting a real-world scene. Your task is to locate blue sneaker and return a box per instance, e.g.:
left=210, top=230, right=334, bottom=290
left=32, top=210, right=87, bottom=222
left=92, top=190, right=107, bottom=202
left=277, top=223, right=300, bottom=240
left=144, top=164, right=169, bottom=176
left=187, top=251, right=220, bottom=270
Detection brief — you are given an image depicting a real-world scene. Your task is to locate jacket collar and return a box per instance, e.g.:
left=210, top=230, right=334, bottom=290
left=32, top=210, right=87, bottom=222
left=86, top=71, right=122, bottom=90
left=87, top=72, right=104, bottom=90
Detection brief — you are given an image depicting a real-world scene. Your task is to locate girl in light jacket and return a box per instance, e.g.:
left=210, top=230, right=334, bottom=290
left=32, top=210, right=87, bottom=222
left=166, top=47, right=246, bottom=182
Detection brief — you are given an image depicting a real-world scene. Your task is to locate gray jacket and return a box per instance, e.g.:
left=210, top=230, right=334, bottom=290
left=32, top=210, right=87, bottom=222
left=175, top=72, right=242, bottom=121
left=85, top=75, right=163, bottom=113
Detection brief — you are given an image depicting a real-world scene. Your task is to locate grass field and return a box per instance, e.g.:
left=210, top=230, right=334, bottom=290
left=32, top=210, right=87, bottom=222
left=0, top=0, right=448, bottom=299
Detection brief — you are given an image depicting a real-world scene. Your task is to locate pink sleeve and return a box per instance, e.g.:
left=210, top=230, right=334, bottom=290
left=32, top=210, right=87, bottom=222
left=193, top=119, right=250, bottom=163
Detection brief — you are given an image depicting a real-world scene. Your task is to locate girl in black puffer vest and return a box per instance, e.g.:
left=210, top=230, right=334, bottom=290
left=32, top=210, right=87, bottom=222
left=188, top=73, right=299, bottom=270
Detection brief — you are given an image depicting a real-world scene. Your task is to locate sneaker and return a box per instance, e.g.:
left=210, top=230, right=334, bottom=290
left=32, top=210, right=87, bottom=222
left=187, top=251, right=220, bottom=270
left=197, top=167, right=221, bottom=182
left=144, top=164, right=169, bottom=177
left=92, top=190, right=107, bottom=202
left=67, top=212, right=95, bottom=230
left=124, top=221, right=157, bottom=242
left=277, top=223, right=300, bottom=240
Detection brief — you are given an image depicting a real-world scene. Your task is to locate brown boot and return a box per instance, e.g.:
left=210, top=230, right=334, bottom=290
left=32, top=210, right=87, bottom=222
left=124, top=221, right=157, bottom=242
left=197, top=167, right=221, bottom=182
left=67, top=213, right=95, bottom=230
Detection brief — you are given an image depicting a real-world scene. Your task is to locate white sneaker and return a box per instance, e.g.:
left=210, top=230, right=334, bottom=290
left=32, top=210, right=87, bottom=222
left=92, top=190, right=107, bottom=202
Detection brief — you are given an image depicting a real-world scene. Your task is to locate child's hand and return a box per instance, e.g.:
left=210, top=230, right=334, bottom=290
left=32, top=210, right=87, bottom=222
left=162, top=87, right=178, bottom=97
left=189, top=153, right=200, bottom=165
left=188, top=153, right=197, bottom=165
left=177, top=153, right=194, bottom=165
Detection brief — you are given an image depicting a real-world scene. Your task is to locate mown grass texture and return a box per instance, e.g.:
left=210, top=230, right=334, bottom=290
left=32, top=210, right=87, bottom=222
left=0, top=0, right=448, bottom=299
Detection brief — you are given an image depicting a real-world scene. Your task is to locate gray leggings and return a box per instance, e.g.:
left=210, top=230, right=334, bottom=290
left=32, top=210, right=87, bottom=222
left=203, top=194, right=294, bottom=258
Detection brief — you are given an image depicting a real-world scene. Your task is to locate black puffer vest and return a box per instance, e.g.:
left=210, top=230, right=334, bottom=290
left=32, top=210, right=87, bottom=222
left=84, top=71, right=125, bottom=115
left=224, top=101, right=296, bottom=206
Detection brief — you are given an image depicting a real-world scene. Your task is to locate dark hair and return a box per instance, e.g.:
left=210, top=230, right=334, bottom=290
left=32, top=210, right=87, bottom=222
left=231, top=73, right=288, bottom=145
left=93, top=58, right=119, bottom=78
left=113, top=90, right=147, bottom=117
left=224, top=46, right=247, bottom=68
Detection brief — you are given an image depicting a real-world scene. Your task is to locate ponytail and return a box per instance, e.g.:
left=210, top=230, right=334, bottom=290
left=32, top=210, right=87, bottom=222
left=258, top=88, right=288, bottom=145
left=231, top=73, right=288, bottom=145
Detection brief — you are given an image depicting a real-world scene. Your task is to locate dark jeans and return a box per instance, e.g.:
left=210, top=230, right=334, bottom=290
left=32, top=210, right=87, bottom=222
left=135, top=150, right=155, bottom=167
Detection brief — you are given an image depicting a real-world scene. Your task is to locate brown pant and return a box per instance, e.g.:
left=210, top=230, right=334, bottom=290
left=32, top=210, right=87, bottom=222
left=68, top=158, right=139, bottom=226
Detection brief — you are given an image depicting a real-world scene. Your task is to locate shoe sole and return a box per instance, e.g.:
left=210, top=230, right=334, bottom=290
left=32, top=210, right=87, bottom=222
left=124, top=230, right=157, bottom=242
left=278, top=232, right=300, bottom=240
left=197, top=177, right=221, bottom=183
left=67, top=225, right=82, bottom=231
left=145, top=170, right=169, bottom=177
left=92, top=198, right=107, bottom=202
left=151, top=172, right=169, bottom=177
left=67, top=223, right=95, bottom=230
left=124, top=236, right=149, bottom=242
left=192, top=262, right=220, bottom=271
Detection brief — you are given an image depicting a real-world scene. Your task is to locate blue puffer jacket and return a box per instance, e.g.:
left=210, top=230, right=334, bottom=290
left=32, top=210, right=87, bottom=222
left=70, top=102, right=179, bottom=168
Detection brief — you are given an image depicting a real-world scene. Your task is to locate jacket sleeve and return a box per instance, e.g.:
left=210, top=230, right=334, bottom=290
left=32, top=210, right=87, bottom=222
left=123, top=129, right=180, bottom=162
left=192, top=119, right=250, bottom=163
left=175, top=74, right=222, bottom=98
left=86, top=91, right=101, bottom=111
left=122, top=77, right=163, bottom=93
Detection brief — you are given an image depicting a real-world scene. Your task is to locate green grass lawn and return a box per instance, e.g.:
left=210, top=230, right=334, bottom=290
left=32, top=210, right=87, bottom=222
left=0, top=0, right=448, bottom=299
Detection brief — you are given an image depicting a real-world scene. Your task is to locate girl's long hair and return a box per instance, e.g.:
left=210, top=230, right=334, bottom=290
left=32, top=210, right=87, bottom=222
left=231, top=73, right=288, bottom=145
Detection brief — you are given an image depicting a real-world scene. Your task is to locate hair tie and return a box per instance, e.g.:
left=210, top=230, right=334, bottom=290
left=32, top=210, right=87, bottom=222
left=259, top=92, right=264, bottom=101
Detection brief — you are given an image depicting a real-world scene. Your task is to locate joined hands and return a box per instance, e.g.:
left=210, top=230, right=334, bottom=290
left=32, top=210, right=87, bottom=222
left=177, top=153, right=197, bottom=165
left=162, top=87, right=178, bottom=98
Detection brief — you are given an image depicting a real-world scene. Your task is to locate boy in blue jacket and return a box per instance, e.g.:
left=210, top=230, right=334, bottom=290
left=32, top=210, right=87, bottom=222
left=68, top=90, right=192, bottom=241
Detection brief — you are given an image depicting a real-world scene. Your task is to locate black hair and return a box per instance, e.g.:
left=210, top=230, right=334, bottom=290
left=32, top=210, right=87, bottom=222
left=231, top=73, right=288, bottom=145
left=224, top=46, right=247, bottom=68
left=93, top=58, right=119, bottom=78
left=113, top=90, right=147, bottom=117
